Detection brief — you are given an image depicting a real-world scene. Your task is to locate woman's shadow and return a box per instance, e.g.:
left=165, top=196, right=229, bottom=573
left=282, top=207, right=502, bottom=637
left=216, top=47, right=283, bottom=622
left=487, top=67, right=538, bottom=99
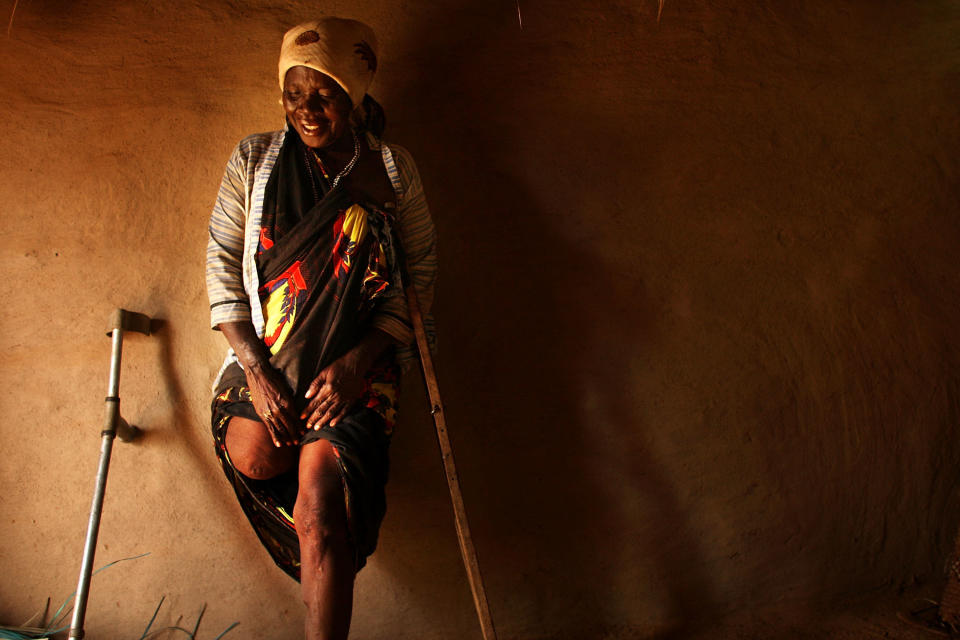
left=370, top=7, right=720, bottom=637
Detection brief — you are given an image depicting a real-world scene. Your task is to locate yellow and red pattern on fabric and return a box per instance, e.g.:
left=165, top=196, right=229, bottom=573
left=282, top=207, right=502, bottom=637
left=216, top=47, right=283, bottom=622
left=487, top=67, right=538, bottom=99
left=332, top=204, right=368, bottom=279
left=258, top=226, right=274, bottom=251
left=330, top=446, right=354, bottom=531
left=330, top=203, right=390, bottom=300
left=260, top=260, right=307, bottom=353
left=363, top=243, right=390, bottom=299
left=363, top=364, right=400, bottom=434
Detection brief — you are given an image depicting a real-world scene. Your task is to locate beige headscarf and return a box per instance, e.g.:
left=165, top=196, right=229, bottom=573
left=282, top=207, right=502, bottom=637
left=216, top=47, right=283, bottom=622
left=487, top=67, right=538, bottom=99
left=278, top=17, right=378, bottom=107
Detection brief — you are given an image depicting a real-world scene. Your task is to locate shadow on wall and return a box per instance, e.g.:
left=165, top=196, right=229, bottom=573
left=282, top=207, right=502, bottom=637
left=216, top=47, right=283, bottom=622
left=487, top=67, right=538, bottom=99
left=375, top=4, right=720, bottom=638
left=133, top=304, right=239, bottom=519
left=449, top=171, right=720, bottom=639
left=374, top=0, right=960, bottom=637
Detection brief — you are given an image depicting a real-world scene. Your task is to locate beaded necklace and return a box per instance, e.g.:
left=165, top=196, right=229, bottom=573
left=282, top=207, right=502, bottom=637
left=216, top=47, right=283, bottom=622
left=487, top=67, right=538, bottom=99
left=302, top=128, right=361, bottom=202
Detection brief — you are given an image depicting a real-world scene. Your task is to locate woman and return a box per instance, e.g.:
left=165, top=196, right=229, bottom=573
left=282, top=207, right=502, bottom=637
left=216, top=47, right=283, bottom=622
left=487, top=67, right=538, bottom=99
left=205, top=18, right=436, bottom=640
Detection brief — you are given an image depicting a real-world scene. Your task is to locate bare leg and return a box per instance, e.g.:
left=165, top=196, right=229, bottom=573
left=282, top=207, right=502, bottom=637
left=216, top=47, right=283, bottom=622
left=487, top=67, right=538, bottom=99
left=295, top=439, right=355, bottom=640
left=224, top=416, right=297, bottom=480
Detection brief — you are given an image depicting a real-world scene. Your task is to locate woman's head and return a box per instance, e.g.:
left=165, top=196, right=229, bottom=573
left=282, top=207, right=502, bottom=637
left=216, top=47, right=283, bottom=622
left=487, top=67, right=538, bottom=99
left=278, top=18, right=379, bottom=147
left=282, top=66, right=352, bottom=149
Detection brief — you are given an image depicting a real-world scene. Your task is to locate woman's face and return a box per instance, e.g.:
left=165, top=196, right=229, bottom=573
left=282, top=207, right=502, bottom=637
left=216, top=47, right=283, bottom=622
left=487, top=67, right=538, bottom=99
left=282, top=66, right=352, bottom=149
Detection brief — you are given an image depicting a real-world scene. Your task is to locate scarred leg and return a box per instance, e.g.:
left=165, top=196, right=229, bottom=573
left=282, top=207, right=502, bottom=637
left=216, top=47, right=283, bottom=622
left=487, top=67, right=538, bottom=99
left=224, top=416, right=297, bottom=480
left=295, top=439, right=354, bottom=640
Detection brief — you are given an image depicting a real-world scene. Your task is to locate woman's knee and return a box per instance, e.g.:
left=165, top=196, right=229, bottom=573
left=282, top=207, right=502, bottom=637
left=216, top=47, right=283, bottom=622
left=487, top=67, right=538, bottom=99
left=295, top=441, right=348, bottom=544
left=225, top=417, right=296, bottom=480
left=294, top=495, right=344, bottom=542
left=234, top=454, right=289, bottom=481
left=294, top=493, right=349, bottom=563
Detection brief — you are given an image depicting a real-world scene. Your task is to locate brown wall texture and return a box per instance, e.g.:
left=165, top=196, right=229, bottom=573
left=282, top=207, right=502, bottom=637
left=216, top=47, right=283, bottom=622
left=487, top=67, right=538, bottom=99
left=1, top=1, right=959, bottom=638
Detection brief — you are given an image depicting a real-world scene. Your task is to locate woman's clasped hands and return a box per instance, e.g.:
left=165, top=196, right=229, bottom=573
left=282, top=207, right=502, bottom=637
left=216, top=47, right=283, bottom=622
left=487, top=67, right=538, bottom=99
left=245, top=355, right=367, bottom=448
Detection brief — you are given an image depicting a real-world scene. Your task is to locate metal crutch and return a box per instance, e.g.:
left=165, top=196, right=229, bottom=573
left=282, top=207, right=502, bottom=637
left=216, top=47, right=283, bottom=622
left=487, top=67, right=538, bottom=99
left=68, top=308, right=152, bottom=640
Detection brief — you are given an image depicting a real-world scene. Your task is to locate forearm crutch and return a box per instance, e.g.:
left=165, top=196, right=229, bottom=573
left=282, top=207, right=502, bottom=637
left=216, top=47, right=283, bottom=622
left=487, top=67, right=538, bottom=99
left=402, top=276, right=499, bottom=640
left=68, top=309, right=151, bottom=640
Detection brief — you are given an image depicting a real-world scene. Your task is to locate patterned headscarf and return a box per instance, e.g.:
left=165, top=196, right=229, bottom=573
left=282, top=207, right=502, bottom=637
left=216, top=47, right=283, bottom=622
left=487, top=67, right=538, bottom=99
left=278, top=17, right=378, bottom=108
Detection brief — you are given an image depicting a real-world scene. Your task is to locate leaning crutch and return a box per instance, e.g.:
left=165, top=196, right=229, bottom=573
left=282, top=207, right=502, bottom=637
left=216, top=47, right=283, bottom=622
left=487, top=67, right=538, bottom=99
left=401, top=270, right=499, bottom=640
left=68, top=309, right=152, bottom=640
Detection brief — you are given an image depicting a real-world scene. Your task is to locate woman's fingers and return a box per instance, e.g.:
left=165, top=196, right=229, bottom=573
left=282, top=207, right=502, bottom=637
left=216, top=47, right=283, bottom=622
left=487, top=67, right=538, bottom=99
left=304, top=374, right=325, bottom=400
left=328, top=404, right=349, bottom=427
left=320, top=402, right=344, bottom=428
left=259, top=405, right=291, bottom=447
left=305, top=397, right=338, bottom=431
left=304, top=394, right=354, bottom=431
left=300, top=357, right=364, bottom=430
left=245, top=365, right=301, bottom=446
left=253, top=395, right=296, bottom=447
left=300, top=387, right=332, bottom=420
left=263, top=418, right=286, bottom=448
left=268, top=407, right=299, bottom=446
left=300, top=369, right=337, bottom=417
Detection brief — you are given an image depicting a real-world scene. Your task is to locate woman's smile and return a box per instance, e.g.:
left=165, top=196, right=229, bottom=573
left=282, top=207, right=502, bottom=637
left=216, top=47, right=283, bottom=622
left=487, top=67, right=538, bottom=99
left=282, top=66, right=352, bottom=149
left=300, top=121, right=322, bottom=135
left=295, top=118, right=329, bottom=142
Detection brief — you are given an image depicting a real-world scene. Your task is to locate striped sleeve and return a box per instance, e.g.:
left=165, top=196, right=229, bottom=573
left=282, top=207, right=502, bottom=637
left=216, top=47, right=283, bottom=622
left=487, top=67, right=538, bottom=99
left=371, top=144, right=438, bottom=350
left=206, top=141, right=251, bottom=328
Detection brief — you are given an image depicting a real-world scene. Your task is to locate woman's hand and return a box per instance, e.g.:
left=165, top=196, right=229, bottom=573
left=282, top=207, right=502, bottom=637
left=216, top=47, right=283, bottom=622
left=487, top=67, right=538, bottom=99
left=218, top=320, right=300, bottom=448
left=301, top=354, right=366, bottom=430
left=244, top=362, right=300, bottom=447
left=301, top=329, right=397, bottom=430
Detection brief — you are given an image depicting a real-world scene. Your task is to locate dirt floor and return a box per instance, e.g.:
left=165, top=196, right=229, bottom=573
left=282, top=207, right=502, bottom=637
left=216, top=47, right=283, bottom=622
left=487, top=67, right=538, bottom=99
left=623, top=585, right=954, bottom=640
left=2, top=588, right=955, bottom=640
left=692, top=590, right=950, bottom=640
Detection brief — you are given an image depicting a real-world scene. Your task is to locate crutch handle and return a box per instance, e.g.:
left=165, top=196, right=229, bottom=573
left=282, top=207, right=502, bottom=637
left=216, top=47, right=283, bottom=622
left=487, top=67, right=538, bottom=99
left=105, top=308, right=152, bottom=337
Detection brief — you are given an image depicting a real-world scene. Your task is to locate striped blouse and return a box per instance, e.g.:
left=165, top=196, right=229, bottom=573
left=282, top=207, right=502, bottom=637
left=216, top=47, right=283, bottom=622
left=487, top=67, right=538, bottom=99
left=206, top=128, right=437, bottom=372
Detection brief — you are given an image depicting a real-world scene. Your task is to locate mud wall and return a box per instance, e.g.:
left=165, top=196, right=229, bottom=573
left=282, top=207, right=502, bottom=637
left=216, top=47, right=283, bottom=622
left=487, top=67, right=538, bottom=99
left=1, top=1, right=959, bottom=638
